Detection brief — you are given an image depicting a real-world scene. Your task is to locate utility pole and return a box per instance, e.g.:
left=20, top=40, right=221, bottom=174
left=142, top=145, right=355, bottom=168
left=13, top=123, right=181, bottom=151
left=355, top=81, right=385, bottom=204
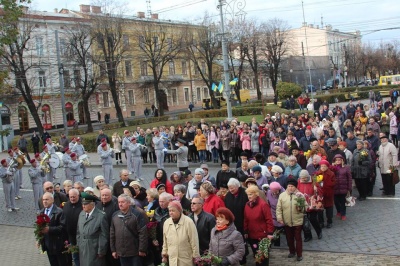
left=301, top=42, right=307, bottom=88
left=218, top=0, right=233, bottom=121
left=55, top=30, right=68, bottom=135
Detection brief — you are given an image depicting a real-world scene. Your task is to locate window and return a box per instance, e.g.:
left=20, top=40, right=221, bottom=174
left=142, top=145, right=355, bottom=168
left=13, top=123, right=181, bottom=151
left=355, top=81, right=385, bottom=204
left=63, top=70, right=71, bottom=88
left=203, top=87, right=209, bottom=98
left=102, top=92, right=109, bottom=107
left=194, top=64, right=199, bottom=75
left=99, top=62, right=106, bottom=77
left=97, top=33, right=104, bottom=48
left=167, top=38, right=172, bottom=51
left=153, top=36, right=159, bottom=50
left=184, top=88, right=189, bottom=102
left=140, top=61, right=148, bottom=76
left=139, top=36, right=145, bottom=49
left=201, top=61, right=206, bottom=74
left=125, top=60, right=132, bottom=77
left=196, top=87, right=201, bottom=101
left=182, top=61, right=187, bottom=75
left=38, top=70, right=46, bottom=88
left=128, top=90, right=134, bottom=105
left=36, top=37, right=44, bottom=56
left=123, top=34, right=129, bottom=48
left=144, top=88, right=150, bottom=103
left=168, top=61, right=175, bottom=75
left=74, top=70, right=81, bottom=88
left=171, top=89, right=177, bottom=103
left=59, top=38, right=67, bottom=56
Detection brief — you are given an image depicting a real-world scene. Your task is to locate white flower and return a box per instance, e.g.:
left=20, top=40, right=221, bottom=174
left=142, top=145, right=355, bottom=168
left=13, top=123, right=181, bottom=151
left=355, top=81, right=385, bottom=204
left=386, top=170, right=392, bottom=173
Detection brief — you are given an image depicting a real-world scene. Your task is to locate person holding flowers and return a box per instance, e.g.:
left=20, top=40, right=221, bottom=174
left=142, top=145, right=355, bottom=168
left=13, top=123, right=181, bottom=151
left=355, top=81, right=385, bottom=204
left=332, top=154, right=352, bottom=220
left=276, top=179, right=306, bottom=261
left=351, top=140, right=372, bottom=201
left=244, top=185, right=274, bottom=265
left=315, top=160, right=336, bottom=229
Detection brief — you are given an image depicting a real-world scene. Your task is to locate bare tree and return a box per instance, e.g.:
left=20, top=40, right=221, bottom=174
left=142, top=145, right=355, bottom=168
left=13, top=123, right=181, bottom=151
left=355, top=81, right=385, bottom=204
left=66, top=23, right=98, bottom=132
left=0, top=1, right=46, bottom=134
left=259, top=19, right=291, bottom=104
left=184, top=14, right=221, bottom=108
left=135, top=23, right=183, bottom=116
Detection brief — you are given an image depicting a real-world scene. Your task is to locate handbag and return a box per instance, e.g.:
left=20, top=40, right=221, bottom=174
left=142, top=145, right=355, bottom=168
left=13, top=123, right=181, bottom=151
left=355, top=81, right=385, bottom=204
left=393, top=170, right=399, bottom=185
left=345, top=196, right=356, bottom=207
left=210, top=140, right=216, bottom=145
left=302, top=214, right=311, bottom=234
left=307, top=194, right=324, bottom=211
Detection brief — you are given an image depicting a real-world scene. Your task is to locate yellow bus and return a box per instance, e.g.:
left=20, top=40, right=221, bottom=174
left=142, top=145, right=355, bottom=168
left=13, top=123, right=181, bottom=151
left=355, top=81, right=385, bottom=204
left=378, top=75, right=400, bottom=86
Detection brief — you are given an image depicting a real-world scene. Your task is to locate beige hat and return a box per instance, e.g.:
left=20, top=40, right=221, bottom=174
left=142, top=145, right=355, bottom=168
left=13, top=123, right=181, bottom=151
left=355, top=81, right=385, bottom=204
left=84, top=186, right=94, bottom=193
left=271, top=165, right=283, bottom=174
left=93, top=175, right=105, bottom=184
left=129, top=180, right=141, bottom=188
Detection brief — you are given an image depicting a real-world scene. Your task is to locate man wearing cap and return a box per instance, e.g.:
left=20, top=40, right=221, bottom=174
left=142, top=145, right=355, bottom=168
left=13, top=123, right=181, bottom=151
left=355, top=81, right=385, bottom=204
left=97, top=138, right=108, bottom=154
left=153, top=130, right=165, bottom=169
left=326, top=138, right=346, bottom=164
left=77, top=192, right=109, bottom=266
left=378, top=133, right=399, bottom=197
left=68, top=153, right=83, bottom=183
left=28, top=158, right=45, bottom=214
left=71, top=138, right=88, bottom=179
left=122, top=130, right=134, bottom=174
left=62, top=148, right=73, bottom=180
left=99, top=142, right=114, bottom=185
left=110, top=194, right=148, bottom=265
left=128, top=137, right=143, bottom=181
left=0, top=159, right=19, bottom=212
left=40, top=192, right=68, bottom=266
left=216, top=160, right=237, bottom=190
left=165, top=138, right=189, bottom=171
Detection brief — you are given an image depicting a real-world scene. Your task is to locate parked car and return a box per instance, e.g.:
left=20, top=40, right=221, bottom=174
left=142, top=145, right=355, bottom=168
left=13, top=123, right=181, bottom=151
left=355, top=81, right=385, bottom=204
left=325, top=79, right=340, bottom=89
left=305, top=85, right=316, bottom=92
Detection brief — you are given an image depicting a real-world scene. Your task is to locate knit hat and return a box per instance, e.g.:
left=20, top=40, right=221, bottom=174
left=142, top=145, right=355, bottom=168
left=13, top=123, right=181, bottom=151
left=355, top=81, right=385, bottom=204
left=194, top=168, right=205, bottom=176
left=129, top=181, right=141, bottom=188
left=252, top=165, right=262, bottom=173
left=287, top=179, right=298, bottom=188
left=245, top=178, right=257, bottom=187
left=269, top=181, right=281, bottom=191
left=168, top=201, right=182, bottom=212
left=94, top=175, right=105, bottom=184
left=299, top=169, right=310, bottom=178
left=84, top=187, right=94, bottom=193
left=271, top=165, right=283, bottom=173
left=333, top=154, right=344, bottom=161
left=200, top=164, right=209, bottom=170
left=319, top=160, right=330, bottom=166
left=278, top=149, right=286, bottom=154
left=269, top=152, right=278, bottom=158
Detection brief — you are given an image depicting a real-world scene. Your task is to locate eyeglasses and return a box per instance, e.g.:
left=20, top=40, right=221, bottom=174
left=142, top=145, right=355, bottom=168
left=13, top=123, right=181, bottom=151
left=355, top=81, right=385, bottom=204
left=191, top=202, right=201, bottom=205
left=45, top=186, right=54, bottom=190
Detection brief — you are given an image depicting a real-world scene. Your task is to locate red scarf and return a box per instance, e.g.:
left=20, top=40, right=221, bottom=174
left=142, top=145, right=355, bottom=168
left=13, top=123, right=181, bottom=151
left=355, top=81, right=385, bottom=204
left=216, top=224, right=228, bottom=231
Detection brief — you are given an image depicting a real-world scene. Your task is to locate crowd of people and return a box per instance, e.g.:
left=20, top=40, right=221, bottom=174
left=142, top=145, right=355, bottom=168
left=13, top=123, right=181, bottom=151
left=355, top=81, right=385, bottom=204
left=1, top=96, right=400, bottom=266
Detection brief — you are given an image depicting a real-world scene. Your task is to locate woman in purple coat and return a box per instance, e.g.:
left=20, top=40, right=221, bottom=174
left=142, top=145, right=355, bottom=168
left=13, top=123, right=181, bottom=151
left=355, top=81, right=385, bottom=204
left=266, top=182, right=285, bottom=246
left=332, top=154, right=352, bottom=221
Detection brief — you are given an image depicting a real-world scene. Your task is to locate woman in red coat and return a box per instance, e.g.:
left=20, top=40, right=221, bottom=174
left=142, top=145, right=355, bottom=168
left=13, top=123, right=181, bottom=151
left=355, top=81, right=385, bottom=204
left=315, top=160, right=336, bottom=228
left=150, top=168, right=173, bottom=194
left=200, top=182, right=225, bottom=216
left=244, top=185, right=274, bottom=266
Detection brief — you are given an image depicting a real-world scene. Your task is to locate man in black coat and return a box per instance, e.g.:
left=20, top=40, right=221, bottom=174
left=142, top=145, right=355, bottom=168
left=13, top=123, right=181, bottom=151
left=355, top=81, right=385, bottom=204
left=326, top=138, right=347, bottom=164
left=299, top=129, right=316, bottom=152
left=40, top=192, right=68, bottom=266
left=39, top=181, right=68, bottom=210
left=189, top=195, right=216, bottom=255
left=60, top=189, right=82, bottom=266
left=216, top=160, right=237, bottom=190
left=113, top=169, right=136, bottom=197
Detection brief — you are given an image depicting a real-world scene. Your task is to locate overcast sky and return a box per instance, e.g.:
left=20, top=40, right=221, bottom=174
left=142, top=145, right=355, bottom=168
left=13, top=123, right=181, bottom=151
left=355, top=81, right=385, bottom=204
left=32, top=0, right=400, bottom=45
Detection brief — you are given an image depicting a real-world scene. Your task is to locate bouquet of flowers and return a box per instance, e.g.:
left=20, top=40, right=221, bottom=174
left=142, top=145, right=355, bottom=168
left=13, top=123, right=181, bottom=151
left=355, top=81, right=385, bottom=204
left=193, top=251, right=222, bottom=266
left=304, top=150, right=311, bottom=159
left=34, top=213, right=51, bottom=249
left=60, top=202, right=66, bottom=208
left=294, top=192, right=306, bottom=212
left=254, top=229, right=282, bottom=263
left=359, top=150, right=369, bottom=162
left=146, top=210, right=159, bottom=247
left=386, top=165, right=396, bottom=174
left=62, top=240, right=79, bottom=254
left=313, top=174, right=324, bottom=183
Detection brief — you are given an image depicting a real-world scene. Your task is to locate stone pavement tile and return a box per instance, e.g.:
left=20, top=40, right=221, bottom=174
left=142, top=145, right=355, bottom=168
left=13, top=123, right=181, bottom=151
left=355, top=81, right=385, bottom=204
left=0, top=225, right=47, bottom=266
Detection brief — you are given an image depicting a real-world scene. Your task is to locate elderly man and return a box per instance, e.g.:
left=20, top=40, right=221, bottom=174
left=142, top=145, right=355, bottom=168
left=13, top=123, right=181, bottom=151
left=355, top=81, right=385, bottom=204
left=39, top=181, right=68, bottom=210
left=165, top=138, right=189, bottom=171
left=77, top=192, right=109, bottom=266
left=74, top=181, right=85, bottom=193
left=378, top=134, right=399, bottom=197
left=98, top=142, right=114, bottom=185
left=28, top=158, right=45, bottom=214
left=61, top=189, right=82, bottom=266
left=128, top=137, right=143, bottom=181
left=113, top=169, right=135, bottom=197
left=110, top=194, right=148, bottom=266
left=189, top=195, right=216, bottom=255
left=0, top=159, right=19, bottom=212
left=153, top=192, right=173, bottom=266
left=40, top=192, right=68, bottom=266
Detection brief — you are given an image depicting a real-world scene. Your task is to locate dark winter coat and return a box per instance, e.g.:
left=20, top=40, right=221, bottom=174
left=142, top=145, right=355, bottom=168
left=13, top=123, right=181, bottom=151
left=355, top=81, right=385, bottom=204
left=315, top=169, right=336, bottom=208
left=61, top=198, right=82, bottom=245
left=334, top=165, right=352, bottom=195
left=189, top=210, right=216, bottom=255
left=351, top=148, right=371, bottom=179
left=224, top=187, right=248, bottom=234
left=40, top=205, right=67, bottom=255
left=216, top=170, right=236, bottom=190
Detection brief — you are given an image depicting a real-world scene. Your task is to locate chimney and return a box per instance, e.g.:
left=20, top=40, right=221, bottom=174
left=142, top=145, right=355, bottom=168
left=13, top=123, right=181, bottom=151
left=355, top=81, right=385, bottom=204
left=79, top=4, right=90, bottom=13
left=137, top=12, right=145, bottom=18
left=54, top=8, right=58, bottom=13
left=151, top=13, right=159, bottom=19
left=91, top=5, right=102, bottom=14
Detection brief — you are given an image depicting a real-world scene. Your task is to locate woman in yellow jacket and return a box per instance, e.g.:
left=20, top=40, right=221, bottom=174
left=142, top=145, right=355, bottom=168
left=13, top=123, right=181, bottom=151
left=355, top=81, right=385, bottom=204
left=194, top=129, right=207, bottom=163
left=276, top=179, right=306, bottom=262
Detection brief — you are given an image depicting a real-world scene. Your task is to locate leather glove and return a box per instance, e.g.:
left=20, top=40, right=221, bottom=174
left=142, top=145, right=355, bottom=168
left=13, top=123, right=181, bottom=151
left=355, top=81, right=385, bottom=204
left=221, top=257, right=230, bottom=266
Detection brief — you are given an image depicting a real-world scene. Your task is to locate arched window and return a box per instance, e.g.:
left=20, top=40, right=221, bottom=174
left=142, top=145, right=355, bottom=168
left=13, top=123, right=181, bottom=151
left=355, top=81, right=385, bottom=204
left=65, top=102, right=75, bottom=126
left=41, top=104, right=52, bottom=130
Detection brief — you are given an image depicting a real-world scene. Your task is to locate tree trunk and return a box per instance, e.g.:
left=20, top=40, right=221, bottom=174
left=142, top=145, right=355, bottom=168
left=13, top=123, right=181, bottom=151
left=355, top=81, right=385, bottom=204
left=18, top=79, right=44, bottom=135
left=83, top=96, right=93, bottom=133
left=255, top=73, right=261, bottom=100
left=109, top=79, right=125, bottom=125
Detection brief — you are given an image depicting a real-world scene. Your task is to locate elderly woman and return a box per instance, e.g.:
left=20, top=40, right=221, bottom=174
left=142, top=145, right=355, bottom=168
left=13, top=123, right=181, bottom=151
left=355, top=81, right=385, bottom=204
left=351, top=140, right=371, bottom=201
left=270, top=165, right=288, bottom=189
left=150, top=169, right=173, bottom=194
left=187, top=168, right=205, bottom=199
left=297, top=170, right=322, bottom=242
left=284, top=155, right=302, bottom=180
left=277, top=149, right=289, bottom=167
left=363, top=140, right=377, bottom=196
left=306, top=155, right=321, bottom=176
left=266, top=182, right=285, bottom=246
left=332, top=154, right=352, bottom=221
left=209, top=207, right=245, bottom=266
left=162, top=201, right=200, bottom=265
left=200, top=182, right=226, bottom=216
left=145, top=188, right=159, bottom=211
left=129, top=180, right=148, bottom=208
left=244, top=185, right=274, bottom=266
left=236, top=160, right=251, bottom=185
left=276, top=179, right=305, bottom=261
left=92, top=175, right=106, bottom=198
left=170, top=171, right=185, bottom=191
left=316, top=160, right=336, bottom=229
left=174, top=184, right=191, bottom=212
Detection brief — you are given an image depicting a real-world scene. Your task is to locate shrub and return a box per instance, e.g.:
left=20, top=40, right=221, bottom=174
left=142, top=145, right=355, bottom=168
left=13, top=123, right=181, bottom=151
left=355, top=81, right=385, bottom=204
left=277, top=82, right=303, bottom=100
